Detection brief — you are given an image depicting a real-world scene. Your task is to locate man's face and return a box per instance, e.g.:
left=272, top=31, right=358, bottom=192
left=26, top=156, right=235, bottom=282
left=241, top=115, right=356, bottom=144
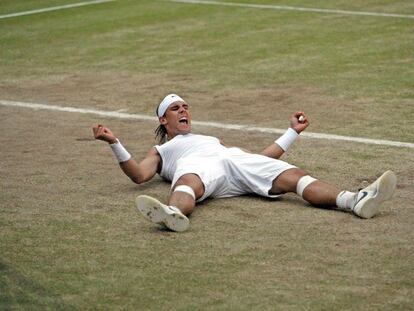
left=159, top=101, right=192, bottom=138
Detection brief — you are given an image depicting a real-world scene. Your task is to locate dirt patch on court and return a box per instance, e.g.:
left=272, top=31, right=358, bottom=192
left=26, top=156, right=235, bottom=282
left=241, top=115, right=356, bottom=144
left=2, top=70, right=410, bottom=143
left=0, top=71, right=358, bottom=137
left=0, top=71, right=169, bottom=114
left=1, top=104, right=413, bottom=310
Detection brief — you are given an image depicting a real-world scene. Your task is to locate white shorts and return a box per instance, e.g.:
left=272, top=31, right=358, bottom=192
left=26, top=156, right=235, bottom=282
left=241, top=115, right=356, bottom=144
left=171, top=147, right=296, bottom=202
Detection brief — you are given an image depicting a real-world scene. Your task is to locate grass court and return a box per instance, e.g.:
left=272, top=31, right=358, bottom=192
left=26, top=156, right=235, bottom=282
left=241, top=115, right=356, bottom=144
left=1, top=0, right=413, bottom=309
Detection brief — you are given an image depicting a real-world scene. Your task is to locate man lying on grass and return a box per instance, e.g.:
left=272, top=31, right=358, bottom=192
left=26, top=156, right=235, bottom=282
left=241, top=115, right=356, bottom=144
left=93, top=94, right=397, bottom=232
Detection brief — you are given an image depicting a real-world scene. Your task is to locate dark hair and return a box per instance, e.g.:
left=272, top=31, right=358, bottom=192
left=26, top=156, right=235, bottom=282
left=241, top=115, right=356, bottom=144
left=155, top=104, right=167, bottom=144
left=155, top=124, right=167, bottom=145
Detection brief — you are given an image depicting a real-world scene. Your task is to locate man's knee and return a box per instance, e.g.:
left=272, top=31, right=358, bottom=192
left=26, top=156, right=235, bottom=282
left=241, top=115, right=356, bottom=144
left=173, top=174, right=205, bottom=200
left=271, top=168, right=308, bottom=194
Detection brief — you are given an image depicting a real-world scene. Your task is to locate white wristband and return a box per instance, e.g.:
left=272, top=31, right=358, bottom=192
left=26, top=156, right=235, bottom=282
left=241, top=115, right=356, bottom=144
left=110, top=139, right=132, bottom=163
left=275, top=128, right=299, bottom=151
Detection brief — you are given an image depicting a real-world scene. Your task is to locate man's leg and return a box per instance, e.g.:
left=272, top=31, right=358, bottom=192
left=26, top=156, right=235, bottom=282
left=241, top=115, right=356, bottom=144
left=270, top=168, right=397, bottom=218
left=169, top=173, right=205, bottom=216
left=135, top=173, right=204, bottom=232
left=270, top=168, right=341, bottom=207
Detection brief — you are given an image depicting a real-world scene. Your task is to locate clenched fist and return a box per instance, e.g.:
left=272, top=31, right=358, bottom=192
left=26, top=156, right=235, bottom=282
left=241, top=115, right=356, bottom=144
left=92, top=125, right=117, bottom=144
left=290, top=111, right=309, bottom=134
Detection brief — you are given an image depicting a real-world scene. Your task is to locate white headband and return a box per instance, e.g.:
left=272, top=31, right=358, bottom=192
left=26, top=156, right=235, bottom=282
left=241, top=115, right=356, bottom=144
left=157, top=94, right=185, bottom=117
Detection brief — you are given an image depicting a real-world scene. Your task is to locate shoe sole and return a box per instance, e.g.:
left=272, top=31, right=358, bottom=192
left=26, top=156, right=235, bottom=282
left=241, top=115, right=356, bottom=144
left=136, top=195, right=189, bottom=232
left=356, top=170, right=397, bottom=219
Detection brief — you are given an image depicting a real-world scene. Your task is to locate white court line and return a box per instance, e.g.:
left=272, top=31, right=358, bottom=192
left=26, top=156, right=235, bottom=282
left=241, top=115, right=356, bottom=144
left=166, top=0, right=414, bottom=19
left=0, top=0, right=115, bottom=20
left=1, top=100, right=413, bottom=149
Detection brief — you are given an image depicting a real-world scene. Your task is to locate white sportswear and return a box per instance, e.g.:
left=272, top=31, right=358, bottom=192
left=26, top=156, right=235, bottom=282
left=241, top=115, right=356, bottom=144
left=110, top=139, right=132, bottom=163
left=275, top=128, right=299, bottom=151
left=174, top=185, right=196, bottom=200
left=154, top=134, right=296, bottom=202
left=157, top=94, right=185, bottom=117
left=296, top=175, right=317, bottom=197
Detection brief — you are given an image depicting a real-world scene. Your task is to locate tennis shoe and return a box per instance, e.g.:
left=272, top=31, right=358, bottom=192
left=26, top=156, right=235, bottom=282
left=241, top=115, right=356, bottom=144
left=136, top=195, right=189, bottom=232
left=352, top=170, right=397, bottom=219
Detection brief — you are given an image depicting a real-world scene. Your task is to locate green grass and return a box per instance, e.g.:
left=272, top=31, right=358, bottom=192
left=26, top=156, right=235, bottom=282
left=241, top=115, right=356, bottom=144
left=1, top=1, right=413, bottom=310
left=1, top=0, right=413, bottom=98
left=1, top=1, right=412, bottom=95
left=0, top=0, right=81, bottom=14
left=1, top=0, right=413, bottom=142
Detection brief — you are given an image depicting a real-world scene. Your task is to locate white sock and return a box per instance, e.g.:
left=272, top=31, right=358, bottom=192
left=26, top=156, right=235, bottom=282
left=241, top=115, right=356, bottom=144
left=336, top=191, right=357, bottom=210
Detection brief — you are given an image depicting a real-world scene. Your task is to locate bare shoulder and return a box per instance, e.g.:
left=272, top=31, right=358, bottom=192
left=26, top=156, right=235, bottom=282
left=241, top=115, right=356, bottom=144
left=145, top=147, right=162, bottom=173
left=146, top=146, right=160, bottom=158
left=147, top=147, right=159, bottom=157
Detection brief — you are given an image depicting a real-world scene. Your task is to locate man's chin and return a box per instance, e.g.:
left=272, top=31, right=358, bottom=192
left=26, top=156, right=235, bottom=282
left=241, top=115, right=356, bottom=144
left=179, top=129, right=191, bottom=135
left=177, top=126, right=191, bottom=135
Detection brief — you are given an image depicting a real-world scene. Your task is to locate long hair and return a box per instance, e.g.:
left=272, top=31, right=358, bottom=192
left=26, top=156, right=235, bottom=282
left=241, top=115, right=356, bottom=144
left=155, top=124, right=167, bottom=145
left=155, top=103, right=168, bottom=144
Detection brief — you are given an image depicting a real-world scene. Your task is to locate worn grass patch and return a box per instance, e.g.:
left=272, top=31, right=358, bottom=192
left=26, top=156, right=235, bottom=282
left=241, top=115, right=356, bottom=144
left=1, top=0, right=413, bottom=143
left=1, top=106, right=413, bottom=310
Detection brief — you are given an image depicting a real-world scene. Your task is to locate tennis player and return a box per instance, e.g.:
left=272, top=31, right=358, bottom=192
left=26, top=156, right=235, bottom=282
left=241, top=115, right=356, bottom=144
left=93, top=94, right=397, bottom=232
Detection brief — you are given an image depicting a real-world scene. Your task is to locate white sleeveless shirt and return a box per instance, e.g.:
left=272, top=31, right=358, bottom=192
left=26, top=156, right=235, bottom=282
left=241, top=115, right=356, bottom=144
left=154, top=133, right=296, bottom=201
left=154, top=133, right=227, bottom=181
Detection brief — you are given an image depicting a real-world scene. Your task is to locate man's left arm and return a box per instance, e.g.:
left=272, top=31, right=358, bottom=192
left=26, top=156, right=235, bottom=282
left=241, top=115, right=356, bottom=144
left=261, top=111, right=309, bottom=159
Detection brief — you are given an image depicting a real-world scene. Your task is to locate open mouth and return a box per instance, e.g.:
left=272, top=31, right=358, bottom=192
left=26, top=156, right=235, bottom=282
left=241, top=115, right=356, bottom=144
left=179, top=117, right=188, bottom=124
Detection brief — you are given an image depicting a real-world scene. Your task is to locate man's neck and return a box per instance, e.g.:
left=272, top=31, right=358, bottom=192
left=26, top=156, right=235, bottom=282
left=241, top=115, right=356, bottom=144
left=167, top=132, right=192, bottom=140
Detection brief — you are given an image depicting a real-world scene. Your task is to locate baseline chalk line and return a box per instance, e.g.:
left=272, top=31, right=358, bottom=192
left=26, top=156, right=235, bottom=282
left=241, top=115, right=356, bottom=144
left=0, top=0, right=115, bottom=20
left=166, top=0, right=414, bottom=20
left=1, top=100, right=413, bottom=149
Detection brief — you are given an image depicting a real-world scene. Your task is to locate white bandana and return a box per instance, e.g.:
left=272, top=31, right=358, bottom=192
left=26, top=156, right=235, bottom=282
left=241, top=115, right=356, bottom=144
left=157, top=94, right=185, bottom=117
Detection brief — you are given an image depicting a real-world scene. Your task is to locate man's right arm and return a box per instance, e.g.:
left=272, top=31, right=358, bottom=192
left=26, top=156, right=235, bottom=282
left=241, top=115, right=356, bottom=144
left=92, top=124, right=161, bottom=184
left=118, top=147, right=161, bottom=184
left=261, top=111, right=309, bottom=159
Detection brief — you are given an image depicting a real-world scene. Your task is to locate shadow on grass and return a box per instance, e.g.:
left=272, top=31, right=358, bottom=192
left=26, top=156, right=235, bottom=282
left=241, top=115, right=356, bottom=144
left=0, top=260, right=74, bottom=310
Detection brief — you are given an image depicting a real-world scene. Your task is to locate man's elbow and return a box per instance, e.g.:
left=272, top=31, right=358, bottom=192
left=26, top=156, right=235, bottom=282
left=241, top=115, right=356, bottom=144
left=130, top=175, right=144, bottom=184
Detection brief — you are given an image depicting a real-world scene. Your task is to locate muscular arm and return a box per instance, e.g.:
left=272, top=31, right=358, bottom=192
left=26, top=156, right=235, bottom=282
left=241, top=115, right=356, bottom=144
left=119, top=147, right=161, bottom=184
left=92, top=124, right=161, bottom=184
left=261, top=111, right=309, bottom=159
left=261, top=143, right=285, bottom=159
